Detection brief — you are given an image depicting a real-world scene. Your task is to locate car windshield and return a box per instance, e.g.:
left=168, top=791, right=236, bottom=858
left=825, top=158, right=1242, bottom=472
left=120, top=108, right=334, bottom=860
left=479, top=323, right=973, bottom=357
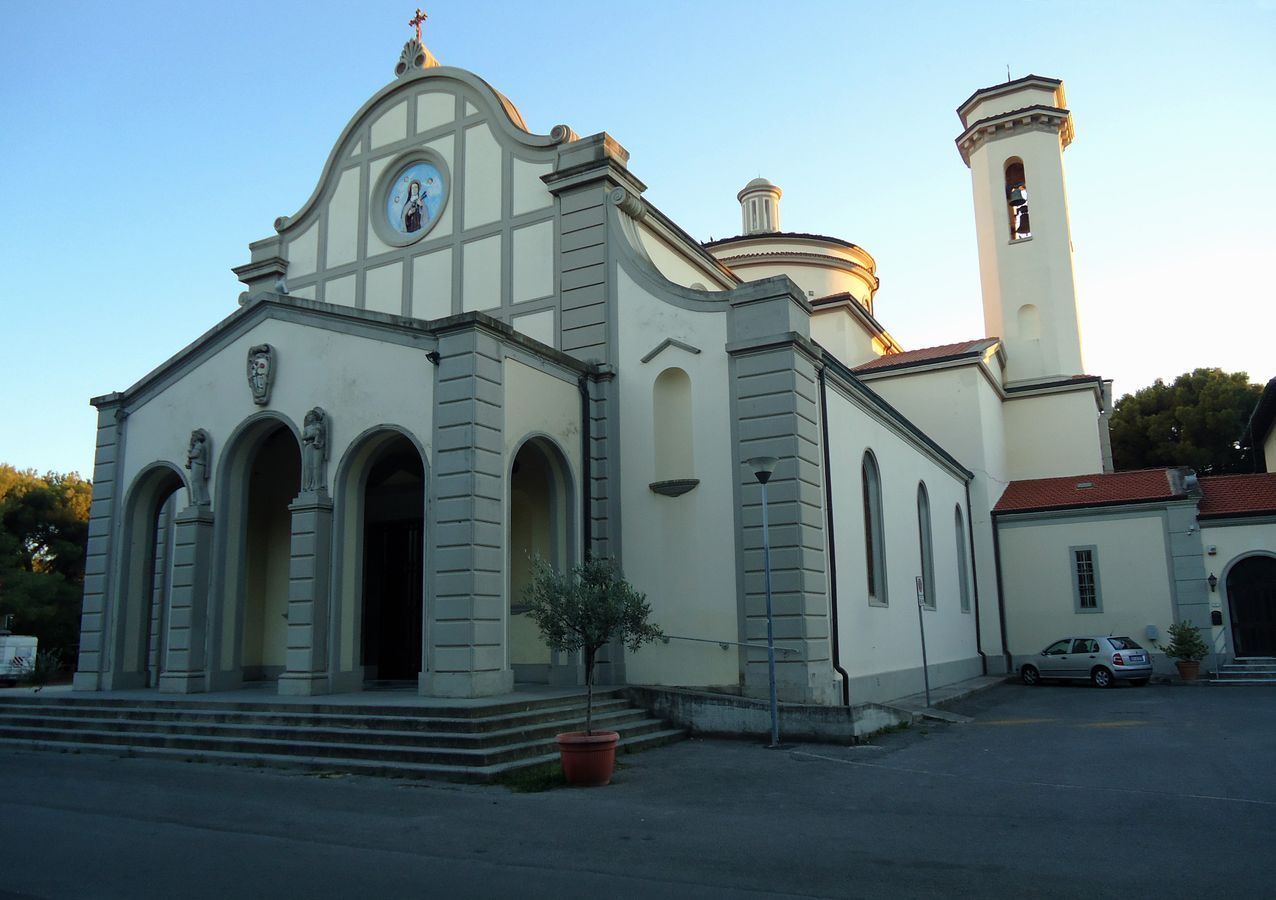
left=1107, top=637, right=1142, bottom=650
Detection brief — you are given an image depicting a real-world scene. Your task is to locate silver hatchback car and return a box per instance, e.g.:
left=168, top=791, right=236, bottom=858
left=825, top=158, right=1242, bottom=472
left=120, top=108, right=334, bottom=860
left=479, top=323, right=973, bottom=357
left=1020, top=635, right=1153, bottom=688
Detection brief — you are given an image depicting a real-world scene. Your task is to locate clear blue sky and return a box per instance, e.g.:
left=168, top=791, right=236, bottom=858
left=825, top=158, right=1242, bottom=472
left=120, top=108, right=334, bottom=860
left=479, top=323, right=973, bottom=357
left=2, top=0, right=1273, bottom=476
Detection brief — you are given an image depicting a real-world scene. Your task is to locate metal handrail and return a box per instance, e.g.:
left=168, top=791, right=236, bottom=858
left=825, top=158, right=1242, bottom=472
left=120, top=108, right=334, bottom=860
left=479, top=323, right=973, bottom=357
left=660, top=634, right=800, bottom=656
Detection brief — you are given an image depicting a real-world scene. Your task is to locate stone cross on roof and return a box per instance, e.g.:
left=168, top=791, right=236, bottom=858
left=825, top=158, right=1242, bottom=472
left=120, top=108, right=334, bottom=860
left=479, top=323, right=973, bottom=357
left=409, top=8, right=428, bottom=43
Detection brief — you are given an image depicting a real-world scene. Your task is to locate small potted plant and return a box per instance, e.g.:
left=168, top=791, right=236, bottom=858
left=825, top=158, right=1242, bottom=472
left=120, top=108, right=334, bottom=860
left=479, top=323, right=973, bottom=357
left=1158, top=620, right=1209, bottom=683
left=523, top=556, right=662, bottom=786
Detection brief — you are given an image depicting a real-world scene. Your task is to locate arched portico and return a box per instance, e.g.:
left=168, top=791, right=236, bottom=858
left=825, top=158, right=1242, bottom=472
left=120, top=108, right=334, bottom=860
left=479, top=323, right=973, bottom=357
left=508, top=435, right=577, bottom=684
left=1223, top=552, right=1276, bottom=658
left=208, top=413, right=301, bottom=690
left=106, top=463, right=187, bottom=690
left=331, top=426, right=429, bottom=692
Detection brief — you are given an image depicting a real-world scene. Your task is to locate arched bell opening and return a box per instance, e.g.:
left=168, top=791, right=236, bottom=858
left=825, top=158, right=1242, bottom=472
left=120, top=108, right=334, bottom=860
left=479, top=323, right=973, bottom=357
left=507, top=436, right=576, bottom=684
left=109, top=463, right=186, bottom=690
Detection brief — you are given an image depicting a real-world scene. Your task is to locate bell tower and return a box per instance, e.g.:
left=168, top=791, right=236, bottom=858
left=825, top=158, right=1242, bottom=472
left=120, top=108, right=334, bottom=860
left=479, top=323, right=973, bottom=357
left=956, top=75, right=1084, bottom=383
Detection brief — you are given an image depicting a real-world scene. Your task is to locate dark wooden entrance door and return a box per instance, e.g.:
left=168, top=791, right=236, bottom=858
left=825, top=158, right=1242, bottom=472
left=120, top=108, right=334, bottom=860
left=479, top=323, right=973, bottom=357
left=1228, top=557, right=1276, bottom=658
left=362, top=519, right=424, bottom=681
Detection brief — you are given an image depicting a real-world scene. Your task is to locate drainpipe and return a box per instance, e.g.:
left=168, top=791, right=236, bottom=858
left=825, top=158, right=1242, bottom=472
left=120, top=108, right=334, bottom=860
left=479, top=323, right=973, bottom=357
left=964, top=481, right=987, bottom=676
left=817, top=364, right=852, bottom=706
left=990, top=512, right=1012, bottom=673
left=577, top=374, right=592, bottom=562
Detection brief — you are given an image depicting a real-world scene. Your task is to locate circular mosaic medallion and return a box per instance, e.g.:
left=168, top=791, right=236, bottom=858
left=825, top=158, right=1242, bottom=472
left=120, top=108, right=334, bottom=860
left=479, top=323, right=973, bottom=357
left=385, top=160, right=446, bottom=237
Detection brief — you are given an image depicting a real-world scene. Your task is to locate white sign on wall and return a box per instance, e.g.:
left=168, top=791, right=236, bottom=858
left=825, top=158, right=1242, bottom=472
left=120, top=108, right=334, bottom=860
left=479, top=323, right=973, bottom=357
left=915, top=575, right=925, bottom=607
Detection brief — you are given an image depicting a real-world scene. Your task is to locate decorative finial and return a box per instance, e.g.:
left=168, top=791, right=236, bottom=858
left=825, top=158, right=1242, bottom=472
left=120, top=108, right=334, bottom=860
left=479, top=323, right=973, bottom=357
left=410, top=8, right=428, bottom=43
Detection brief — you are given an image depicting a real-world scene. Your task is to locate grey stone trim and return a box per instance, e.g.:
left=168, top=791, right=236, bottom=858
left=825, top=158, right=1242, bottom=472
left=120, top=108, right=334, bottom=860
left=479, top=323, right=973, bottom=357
left=74, top=404, right=126, bottom=690
left=427, top=326, right=511, bottom=697
left=640, top=338, right=701, bottom=364
left=267, top=67, right=575, bottom=241
left=727, top=286, right=837, bottom=704
left=231, top=256, right=288, bottom=297
left=1201, top=514, right=1276, bottom=528
left=995, top=500, right=1182, bottom=526
left=157, top=505, right=214, bottom=693
left=278, top=491, right=335, bottom=696
left=586, top=370, right=617, bottom=559
left=1164, top=501, right=1214, bottom=663
left=610, top=188, right=739, bottom=290
left=649, top=479, right=699, bottom=497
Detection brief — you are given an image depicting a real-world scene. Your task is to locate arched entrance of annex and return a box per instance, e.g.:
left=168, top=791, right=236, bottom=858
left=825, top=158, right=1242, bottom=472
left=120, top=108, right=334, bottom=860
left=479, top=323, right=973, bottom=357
left=212, top=416, right=301, bottom=687
left=1225, top=554, right=1276, bottom=658
left=109, top=463, right=186, bottom=690
left=508, top=436, right=576, bottom=684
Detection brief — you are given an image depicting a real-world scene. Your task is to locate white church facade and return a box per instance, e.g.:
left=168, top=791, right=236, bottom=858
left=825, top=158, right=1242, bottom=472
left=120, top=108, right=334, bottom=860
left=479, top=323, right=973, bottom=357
left=73, top=37, right=1276, bottom=707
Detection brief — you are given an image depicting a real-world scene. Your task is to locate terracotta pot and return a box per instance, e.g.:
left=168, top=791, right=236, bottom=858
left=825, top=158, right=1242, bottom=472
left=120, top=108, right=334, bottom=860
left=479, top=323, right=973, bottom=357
left=556, top=731, right=620, bottom=786
left=1175, top=660, right=1202, bottom=683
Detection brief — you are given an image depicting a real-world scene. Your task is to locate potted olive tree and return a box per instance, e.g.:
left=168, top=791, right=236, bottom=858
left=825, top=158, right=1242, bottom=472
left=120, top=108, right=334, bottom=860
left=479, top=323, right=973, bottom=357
left=523, top=556, right=662, bottom=786
left=1159, top=620, right=1210, bottom=683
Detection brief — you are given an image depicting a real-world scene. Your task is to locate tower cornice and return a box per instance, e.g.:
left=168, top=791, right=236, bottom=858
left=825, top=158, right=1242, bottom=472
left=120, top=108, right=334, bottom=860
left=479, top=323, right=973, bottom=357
left=955, top=105, right=1075, bottom=167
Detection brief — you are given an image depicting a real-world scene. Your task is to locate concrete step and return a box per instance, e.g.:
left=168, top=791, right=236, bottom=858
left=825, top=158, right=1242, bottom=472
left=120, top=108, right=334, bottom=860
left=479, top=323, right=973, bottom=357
left=0, top=716, right=675, bottom=768
left=0, top=706, right=652, bottom=749
left=0, top=727, right=688, bottom=783
left=1211, top=677, right=1276, bottom=685
left=0, top=697, right=634, bottom=733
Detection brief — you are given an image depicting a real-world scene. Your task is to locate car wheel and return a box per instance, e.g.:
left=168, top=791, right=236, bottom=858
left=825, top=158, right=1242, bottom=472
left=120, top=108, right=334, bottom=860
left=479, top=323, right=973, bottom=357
left=1021, top=665, right=1040, bottom=686
left=1091, top=666, right=1114, bottom=688
left=1131, top=678, right=1149, bottom=687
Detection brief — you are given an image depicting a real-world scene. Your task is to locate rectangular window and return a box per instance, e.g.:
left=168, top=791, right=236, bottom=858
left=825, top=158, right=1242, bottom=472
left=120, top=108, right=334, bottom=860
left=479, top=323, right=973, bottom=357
left=1070, top=546, right=1102, bottom=613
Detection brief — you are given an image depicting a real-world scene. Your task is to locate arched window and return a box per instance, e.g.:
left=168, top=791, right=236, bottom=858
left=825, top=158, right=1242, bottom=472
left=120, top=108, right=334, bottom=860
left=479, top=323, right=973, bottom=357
left=1004, top=158, right=1031, bottom=240
left=862, top=451, right=887, bottom=606
left=653, top=367, right=693, bottom=481
left=954, top=504, right=972, bottom=614
left=917, top=482, right=935, bottom=609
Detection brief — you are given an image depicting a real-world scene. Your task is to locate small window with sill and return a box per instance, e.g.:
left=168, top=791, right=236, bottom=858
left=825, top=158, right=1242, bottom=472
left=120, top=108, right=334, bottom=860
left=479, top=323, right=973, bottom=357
left=1070, top=545, right=1102, bottom=612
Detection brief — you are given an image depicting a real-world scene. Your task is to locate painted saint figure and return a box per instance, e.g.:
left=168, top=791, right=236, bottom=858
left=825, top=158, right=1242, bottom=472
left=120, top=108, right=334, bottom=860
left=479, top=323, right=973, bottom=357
left=186, top=428, right=211, bottom=506
left=402, top=180, right=425, bottom=233
left=301, top=407, right=329, bottom=492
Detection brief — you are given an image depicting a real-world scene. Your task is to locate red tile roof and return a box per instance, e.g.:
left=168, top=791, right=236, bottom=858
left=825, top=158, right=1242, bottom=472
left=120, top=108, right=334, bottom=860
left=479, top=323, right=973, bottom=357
left=994, top=469, right=1177, bottom=513
left=1198, top=473, right=1276, bottom=519
left=853, top=338, right=997, bottom=373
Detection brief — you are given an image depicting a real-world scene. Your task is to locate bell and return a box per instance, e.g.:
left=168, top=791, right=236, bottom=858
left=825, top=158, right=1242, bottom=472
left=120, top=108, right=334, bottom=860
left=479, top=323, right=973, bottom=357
left=1009, top=187, right=1028, bottom=207
left=1014, top=211, right=1031, bottom=235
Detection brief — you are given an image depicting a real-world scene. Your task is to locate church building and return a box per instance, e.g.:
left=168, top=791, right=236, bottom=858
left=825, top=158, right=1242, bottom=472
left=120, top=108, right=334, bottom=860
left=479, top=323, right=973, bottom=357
left=73, top=32, right=1276, bottom=707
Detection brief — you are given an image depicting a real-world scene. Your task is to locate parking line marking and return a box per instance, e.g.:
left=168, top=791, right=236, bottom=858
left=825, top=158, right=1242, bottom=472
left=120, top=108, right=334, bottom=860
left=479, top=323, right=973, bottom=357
left=977, top=718, right=1056, bottom=726
left=1078, top=720, right=1147, bottom=728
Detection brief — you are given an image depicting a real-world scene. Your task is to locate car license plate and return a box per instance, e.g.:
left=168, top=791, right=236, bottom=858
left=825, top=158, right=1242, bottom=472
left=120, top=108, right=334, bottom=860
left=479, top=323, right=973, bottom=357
left=1131, top=654, right=1146, bottom=663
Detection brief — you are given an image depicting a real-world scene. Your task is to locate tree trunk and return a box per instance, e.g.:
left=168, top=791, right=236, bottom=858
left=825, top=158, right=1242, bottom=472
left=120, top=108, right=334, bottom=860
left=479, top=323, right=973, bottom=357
left=584, top=646, right=596, bottom=736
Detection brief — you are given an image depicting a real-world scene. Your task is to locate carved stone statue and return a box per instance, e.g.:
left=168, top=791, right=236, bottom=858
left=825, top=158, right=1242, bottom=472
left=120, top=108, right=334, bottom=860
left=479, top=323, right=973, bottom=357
left=301, top=407, right=329, bottom=493
left=246, top=344, right=274, bottom=406
left=185, top=428, right=211, bottom=506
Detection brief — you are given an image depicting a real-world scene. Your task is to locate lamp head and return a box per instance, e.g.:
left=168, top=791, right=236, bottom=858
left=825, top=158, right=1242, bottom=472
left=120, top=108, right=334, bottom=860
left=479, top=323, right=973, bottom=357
left=744, top=456, right=779, bottom=485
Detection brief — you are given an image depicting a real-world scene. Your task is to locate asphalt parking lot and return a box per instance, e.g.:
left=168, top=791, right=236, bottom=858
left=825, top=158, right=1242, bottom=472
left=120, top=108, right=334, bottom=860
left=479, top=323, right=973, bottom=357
left=1, top=682, right=1273, bottom=899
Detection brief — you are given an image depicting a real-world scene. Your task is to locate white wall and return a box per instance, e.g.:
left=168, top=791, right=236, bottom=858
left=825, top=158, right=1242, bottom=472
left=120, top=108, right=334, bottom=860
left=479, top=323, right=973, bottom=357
left=825, top=384, right=980, bottom=703
left=1002, top=388, right=1104, bottom=480
left=637, top=222, right=725, bottom=292
left=810, top=307, right=882, bottom=369
left=615, top=269, right=739, bottom=689
left=998, top=510, right=1173, bottom=661
left=119, top=318, right=436, bottom=504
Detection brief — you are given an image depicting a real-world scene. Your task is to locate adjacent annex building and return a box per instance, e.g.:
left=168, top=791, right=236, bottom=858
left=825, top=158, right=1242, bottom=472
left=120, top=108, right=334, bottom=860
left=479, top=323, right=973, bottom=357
left=74, top=35, right=1276, bottom=708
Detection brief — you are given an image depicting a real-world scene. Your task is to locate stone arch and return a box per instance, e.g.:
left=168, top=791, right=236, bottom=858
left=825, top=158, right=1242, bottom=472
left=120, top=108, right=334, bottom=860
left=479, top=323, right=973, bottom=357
left=331, top=424, right=430, bottom=689
left=107, top=461, right=188, bottom=689
left=1017, top=303, right=1041, bottom=340
left=1221, top=551, right=1276, bottom=658
left=507, top=433, right=577, bottom=684
left=207, top=412, right=302, bottom=689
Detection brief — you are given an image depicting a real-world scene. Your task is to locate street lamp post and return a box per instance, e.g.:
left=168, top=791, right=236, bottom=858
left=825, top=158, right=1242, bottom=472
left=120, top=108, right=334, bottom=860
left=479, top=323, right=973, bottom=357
left=745, top=456, right=780, bottom=748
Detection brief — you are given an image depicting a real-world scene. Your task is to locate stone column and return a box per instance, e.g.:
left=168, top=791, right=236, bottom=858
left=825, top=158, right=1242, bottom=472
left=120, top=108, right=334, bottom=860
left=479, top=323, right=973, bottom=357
left=158, top=505, right=215, bottom=693
left=728, top=279, right=839, bottom=705
left=74, top=400, right=125, bottom=692
left=428, top=321, right=511, bottom=698
left=277, top=490, right=334, bottom=696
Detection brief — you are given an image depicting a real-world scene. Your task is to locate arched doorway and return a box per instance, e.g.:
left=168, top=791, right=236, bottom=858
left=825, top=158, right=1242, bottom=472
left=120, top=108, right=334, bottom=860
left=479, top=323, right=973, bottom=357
left=1227, top=555, right=1276, bottom=658
left=360, top=436, right=426, bottom=684
left=240, top=425, right=301, bottom=684
left=112, top=465, right=185, bottom=689
left=508, top=437, right=575, bottom=684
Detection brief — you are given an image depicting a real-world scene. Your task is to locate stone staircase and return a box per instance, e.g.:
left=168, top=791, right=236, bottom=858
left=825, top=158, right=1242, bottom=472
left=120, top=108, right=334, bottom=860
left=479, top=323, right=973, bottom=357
left=0, top=688, right=684, bottom=782
left=1212, top=657, right=1276, bottom=685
